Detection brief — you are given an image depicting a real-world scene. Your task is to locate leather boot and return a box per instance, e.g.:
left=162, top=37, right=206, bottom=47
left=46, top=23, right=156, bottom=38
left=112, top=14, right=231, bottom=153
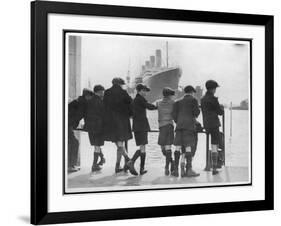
left=92, top=152, right=102, bottom=172
left=170, top=159, right=175, bottom=175
left=125, top=149, right=139, bottom=176
left=125, top=150, right=140, bottom=173
left=217, top=151, right=223, bottom=169
left=211, top=152, right=219, bottom=175
left=140, top=152, right=147, bottom=175
left=180, top=161, right=186, bottom=178
left=123, top=158, right=129, bottom=173
left=165, top=150, right=172, bottom=175
left=185, top=152, right=200, bottom=177
left=172, top=151, right=180, bottom=177
left=97, top=150, right=106, bottom=166
left=115, top=148, right=123, bottom=173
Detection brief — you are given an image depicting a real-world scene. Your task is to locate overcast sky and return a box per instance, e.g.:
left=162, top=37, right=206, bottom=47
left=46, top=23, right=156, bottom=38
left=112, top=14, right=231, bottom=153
left=78, top=33, right=250, bottom=105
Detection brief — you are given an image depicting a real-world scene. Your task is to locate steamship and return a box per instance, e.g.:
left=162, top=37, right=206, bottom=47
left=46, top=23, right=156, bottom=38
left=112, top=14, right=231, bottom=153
left=131, top=42, right=182, bottom=103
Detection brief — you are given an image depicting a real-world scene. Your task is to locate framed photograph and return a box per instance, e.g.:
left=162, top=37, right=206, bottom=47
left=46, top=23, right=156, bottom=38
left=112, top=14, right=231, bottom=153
left=31, top=1, right=274, bottom=224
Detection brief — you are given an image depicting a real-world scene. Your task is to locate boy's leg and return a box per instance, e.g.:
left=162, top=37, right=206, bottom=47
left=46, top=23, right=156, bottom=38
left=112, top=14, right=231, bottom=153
left=115, top=141, right=138, bottom=175
left=172, top=146, right=181, bottom=177
left=180, top=146, right=186, bottom=177
left=97, top=149, right=105, bottom=166
left=164, top=145, right=172, bottom=176
left=211, top=144, right=219, bottom=175
left=139, top=145, right=147, bottom=175
left=210, top=128, right=220, bottom=175
left=97, top=136, right=105, bottom=166
left=115, top=140, right=138, bottom=176
left=185, top=146, right=200, bottom=177
left=92, top=146, right=102, bottom=172
left=117, top=141, right=138, bottom=176
left=115, top=142, right=123, bottom=173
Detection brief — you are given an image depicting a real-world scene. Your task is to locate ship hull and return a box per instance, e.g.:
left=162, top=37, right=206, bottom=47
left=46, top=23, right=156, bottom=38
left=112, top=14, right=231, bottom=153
left=142, top=67, right=181, bottom=103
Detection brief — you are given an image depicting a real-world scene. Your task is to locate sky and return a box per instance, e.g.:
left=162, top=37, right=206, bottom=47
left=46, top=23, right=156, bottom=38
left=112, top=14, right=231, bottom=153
left=77, top=33, right=250, bottom=106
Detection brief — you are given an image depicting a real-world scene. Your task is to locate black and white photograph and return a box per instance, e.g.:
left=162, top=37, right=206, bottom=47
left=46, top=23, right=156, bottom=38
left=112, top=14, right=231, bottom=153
left=28, top=1, right=274, bottom=224
left=65, top=32, right=251, bottom=193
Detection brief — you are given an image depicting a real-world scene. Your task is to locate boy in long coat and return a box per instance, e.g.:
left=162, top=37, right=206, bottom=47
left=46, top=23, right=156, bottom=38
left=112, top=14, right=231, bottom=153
left=84, top=85, right=106, bottom=172
left=130, top=84, right=157, bottom=175
left=103, top=77, right=137, bottom=175
left=201, top=80, right=224, bottom=175
left=172, top=85, right=200, bottom=177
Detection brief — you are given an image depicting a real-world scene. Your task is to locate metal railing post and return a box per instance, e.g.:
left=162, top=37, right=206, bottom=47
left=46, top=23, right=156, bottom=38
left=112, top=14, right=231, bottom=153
left=222, top=111, right=226, bottom=166
left=204, top=132, right=211, bottom=171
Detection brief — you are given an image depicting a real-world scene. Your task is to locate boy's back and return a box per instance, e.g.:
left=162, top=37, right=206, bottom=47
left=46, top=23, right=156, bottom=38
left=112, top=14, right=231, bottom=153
left=157, top=97, right=175, bottom=128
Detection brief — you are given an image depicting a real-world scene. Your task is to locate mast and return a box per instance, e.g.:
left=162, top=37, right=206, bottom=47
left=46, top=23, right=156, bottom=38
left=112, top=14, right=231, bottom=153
left=166, top=41, right=169, bottom=68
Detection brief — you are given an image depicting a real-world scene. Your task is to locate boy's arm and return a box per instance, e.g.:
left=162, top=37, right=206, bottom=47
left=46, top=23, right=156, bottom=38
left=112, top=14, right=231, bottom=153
left=192, top=98, right=200, bottom=118
left=141, top=98, right=157, bottom=110
left=214, top=97, right=224, bottom=115
left=172, top=102, right=178, bottom=123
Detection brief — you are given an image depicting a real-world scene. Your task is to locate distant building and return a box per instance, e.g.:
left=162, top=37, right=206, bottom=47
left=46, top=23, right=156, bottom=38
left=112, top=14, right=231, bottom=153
left=67, top=35, right=82, bottom=167
left=68, top=36, right=82, bottom=102
left=232, top=99, right=249, bottom=110
left=194, top=86, right=203, bottom=103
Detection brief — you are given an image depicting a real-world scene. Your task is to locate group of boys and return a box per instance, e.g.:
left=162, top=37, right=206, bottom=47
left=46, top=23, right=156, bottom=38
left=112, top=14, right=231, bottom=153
left=68, top=77, right=224, bottom=177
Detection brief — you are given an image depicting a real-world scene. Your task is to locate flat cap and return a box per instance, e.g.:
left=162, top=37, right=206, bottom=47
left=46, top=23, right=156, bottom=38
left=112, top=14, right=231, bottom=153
left=205, top=80, right=219, bottom=90
left=82, top=88, right=93, bottom=97
left=163, top=87, right=175, bottom=97
left=93, top=85, right=105, bottom=92
left=112, top=77, right=125, bottom=85
left=184, top=85, right=196, bottom=93
left=136, top=83, right=150, bottom=92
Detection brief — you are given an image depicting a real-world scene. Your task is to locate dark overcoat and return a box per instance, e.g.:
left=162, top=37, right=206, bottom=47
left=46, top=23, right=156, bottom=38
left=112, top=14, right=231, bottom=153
left=103, top=84, right=133, bottom=142
left=172, top=95, right=200, bottom=131
left=68, top=96, right=86, bottom=128
left=200, top=91, right=224, bottom=129
left=84, top=94, right=104, bottom=135
left=132, top=94, right=157, bottom=132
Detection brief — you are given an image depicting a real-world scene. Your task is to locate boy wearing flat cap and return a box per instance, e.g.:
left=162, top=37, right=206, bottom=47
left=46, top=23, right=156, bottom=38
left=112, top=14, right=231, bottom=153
left=68, top=88, right=93, bottom=172
left=130, top=84, right=157, bottom=175
left=84, top=85, right=106, bottom=172
left=156, top=87, right=176, bottom=176
left=201, top=80, right=224, bottom=175
left=172, top=85, right=200, bottom=177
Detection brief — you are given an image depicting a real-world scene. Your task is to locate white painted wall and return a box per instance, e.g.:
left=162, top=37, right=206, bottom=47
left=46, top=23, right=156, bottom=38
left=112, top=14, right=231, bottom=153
left=0, top=0, right=279, bottom=225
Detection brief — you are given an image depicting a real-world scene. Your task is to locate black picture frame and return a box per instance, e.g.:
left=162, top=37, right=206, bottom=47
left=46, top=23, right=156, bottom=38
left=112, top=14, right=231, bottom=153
left=31, top=1, right=274, bottom=224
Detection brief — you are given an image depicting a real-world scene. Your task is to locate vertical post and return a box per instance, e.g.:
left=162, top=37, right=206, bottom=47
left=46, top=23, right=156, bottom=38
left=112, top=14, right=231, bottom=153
left=222, top=111, right=226, bottom=166
left=230, top=102, right=232, bottom=138
left=166, top=41, right=169, bottom=68
left=204, top=132, right=211, bottom=171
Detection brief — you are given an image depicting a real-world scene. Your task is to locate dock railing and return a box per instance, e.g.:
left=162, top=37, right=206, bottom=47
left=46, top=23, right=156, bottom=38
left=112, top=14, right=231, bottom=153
left=74, top=111, right=226, bottom=171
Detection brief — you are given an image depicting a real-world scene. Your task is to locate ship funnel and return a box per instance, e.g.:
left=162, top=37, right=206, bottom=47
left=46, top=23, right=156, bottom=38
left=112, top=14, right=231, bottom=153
left=156, top=49, right=162, bottom=67
left=150, top=56, right=155, bottom=67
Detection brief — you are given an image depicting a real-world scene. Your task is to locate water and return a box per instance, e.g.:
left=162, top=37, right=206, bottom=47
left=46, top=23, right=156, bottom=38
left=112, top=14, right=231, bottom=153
left=145, top=109, right=250, bottom=168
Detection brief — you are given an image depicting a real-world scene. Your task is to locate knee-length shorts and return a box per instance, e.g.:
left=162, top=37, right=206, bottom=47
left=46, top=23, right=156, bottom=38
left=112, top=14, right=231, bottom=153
left=206, top=127, right=220, bottom=145
left=134, top=131, right=148, bottom=146
left=88, top=131, right=104, bottom=146
left=158, top=124, right=174, bottom=146
left=174, top=129, right=196, bottom=147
